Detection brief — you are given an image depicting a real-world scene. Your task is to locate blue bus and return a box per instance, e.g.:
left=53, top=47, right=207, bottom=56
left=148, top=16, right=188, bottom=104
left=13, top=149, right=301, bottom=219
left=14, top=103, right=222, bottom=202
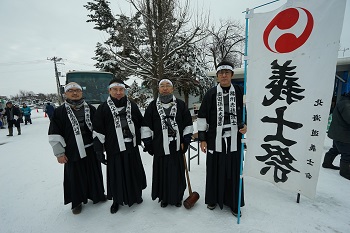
left=65, top=71, right=114, bottom=105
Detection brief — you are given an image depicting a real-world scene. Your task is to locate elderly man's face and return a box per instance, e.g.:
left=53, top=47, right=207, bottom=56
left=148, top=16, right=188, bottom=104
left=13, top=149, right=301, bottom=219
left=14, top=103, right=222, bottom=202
left=158, top=82, right=174, bottom=95
left=65, top=88, right=83, bottom=101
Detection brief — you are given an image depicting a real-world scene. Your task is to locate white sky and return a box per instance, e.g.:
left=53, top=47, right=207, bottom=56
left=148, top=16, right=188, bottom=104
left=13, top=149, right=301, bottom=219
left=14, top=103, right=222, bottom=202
left=0, top=0, right=349, bottom=97
left=0, top=110, right=349, bottom=232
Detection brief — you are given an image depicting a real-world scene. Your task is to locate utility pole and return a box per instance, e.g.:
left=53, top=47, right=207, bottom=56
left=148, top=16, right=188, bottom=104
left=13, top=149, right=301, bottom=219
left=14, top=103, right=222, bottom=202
left=339, top=47, right=349, bottom=57
left=47, top=57, right=63, bottom=104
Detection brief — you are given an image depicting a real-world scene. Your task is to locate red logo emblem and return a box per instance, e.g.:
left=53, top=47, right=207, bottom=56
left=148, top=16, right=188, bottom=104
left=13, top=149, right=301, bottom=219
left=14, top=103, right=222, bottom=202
left=263, top=7, right=314, bottom=53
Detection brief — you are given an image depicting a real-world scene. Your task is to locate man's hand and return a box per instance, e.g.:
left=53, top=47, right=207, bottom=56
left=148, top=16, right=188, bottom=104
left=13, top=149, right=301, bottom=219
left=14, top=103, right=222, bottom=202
left=200, top=141, right=207, bottom=153
left=57, top=155, right=68, bottom=164
left=239, top=124, right=247, bottom=134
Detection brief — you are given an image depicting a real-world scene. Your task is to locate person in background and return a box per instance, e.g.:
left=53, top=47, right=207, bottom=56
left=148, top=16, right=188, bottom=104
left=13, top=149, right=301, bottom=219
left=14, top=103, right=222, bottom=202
left=197, top=61, right=247, bottom=217
left=4, top=101, right=22, bottom=136
left=44, top=102, right=55, bottom=120
left=93, top=78, right=146, bottom=214
left=326, top=92, right=350, bottom=180
left=322, top=141, right=341, bottom=170
left=21, top=103, right=32, bottom=125
left=142, top=79, right=193, bottom=208
left=0, top=107, right=5, bottom=129
left=323, top=96, right=340, bottom=170
left=48, top=82, right=106, bottom=214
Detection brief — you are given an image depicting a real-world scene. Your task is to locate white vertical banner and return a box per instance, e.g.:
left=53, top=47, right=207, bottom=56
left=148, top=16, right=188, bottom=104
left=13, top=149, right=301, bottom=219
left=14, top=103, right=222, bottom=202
left=245, top=0, right=346, bottom=198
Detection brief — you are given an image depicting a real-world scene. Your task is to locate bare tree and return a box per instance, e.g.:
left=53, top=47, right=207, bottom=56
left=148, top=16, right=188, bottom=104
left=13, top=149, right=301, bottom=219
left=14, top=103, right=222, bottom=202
left=19, top=90, right=28, bottom=98
left=206, top=19, right=245, bottom=69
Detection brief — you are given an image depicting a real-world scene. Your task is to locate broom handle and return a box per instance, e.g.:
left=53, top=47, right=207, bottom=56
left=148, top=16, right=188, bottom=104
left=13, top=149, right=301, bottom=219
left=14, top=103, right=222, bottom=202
left=183, top=153, right=193, bottom=195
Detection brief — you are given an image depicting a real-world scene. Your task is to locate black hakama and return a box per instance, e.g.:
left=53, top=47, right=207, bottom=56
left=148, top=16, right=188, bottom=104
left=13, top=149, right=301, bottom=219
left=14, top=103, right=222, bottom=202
left=151, top=142, right=186, bottom=205
left=205, top=138, right=244, bottom=211
left=64, top=147, right=105, bottom=208
left=106, top=143, right=146, bottom=206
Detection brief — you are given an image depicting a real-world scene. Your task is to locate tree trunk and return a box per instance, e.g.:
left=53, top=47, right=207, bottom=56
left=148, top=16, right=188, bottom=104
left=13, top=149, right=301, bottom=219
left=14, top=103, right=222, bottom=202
left=152, top=83, right=158, bottom=100
left=184, top=91, right=189, bottom=108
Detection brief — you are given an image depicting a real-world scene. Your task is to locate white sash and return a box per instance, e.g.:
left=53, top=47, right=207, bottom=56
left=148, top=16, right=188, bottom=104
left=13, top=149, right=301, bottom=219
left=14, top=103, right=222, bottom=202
left=65, top=102, right=92, bottom=159
left=216, top=84, right=238, bottom=152
left=156, top=96, right=180, bottom=155
left=106, top=96, right=136, bottom=152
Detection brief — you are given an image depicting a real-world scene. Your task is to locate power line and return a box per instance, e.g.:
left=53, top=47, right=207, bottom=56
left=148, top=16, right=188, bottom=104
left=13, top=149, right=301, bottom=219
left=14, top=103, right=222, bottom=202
left=0, top=60, right=49, bottom=66
left=0, top=59, right=95, bottom=67
left=64, top=59, right=95, bottom=67
left=0, top=68, right=51, bottom=74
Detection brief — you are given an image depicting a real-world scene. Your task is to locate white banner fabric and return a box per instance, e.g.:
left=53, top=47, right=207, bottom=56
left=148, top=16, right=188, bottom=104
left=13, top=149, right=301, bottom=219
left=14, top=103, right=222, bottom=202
left=245, top=0, right=346, bottom=198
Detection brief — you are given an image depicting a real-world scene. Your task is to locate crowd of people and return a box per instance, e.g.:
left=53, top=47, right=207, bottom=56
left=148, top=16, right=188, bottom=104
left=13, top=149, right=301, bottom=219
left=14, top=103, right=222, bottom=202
left=0, top=101, right=54, bottom=136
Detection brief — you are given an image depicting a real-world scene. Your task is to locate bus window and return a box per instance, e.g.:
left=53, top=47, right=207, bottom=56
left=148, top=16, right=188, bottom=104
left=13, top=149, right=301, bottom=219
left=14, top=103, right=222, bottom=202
left=65, top=71, right=114, bottom=105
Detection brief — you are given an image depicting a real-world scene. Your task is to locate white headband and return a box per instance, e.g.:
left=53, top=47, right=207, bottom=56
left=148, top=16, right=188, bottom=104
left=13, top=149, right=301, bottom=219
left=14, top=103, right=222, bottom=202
left=158, top=79, right=173, bottom=87
left=109, top=83, right=125, bottom=89
left=216, top=65, right=234, bottom=72
left=65, top=83, right=82, bottom=92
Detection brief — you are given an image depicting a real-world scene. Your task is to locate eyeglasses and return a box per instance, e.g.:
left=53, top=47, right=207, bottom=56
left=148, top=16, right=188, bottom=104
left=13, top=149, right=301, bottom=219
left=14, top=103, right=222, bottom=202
left=217, top=70, right=232, bottom=76
left=66, top=89, right=82, bottom=93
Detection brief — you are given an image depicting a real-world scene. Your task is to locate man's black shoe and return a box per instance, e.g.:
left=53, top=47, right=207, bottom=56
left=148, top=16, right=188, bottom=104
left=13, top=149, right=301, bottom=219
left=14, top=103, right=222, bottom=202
left=207, top=204, right=217, bottom=210
left=72, top=204, right=82, bottom=215
left=160, top=201, right=168, bottom=208
left=175, top=202, right=182, bottom=207
left=101, top=194, right=108, bottom=202
left=322, top=163, right=340, bottom=170
left=231, top=209, right=242, bottom=217
left=110, top=203, right=119, bottom=214
left=137, top=197, right=143, bottom=204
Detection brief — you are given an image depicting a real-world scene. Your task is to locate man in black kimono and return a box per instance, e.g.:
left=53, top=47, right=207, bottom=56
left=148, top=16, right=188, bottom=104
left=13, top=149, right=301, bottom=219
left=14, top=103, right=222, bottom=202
left=142, top=79, right=193, bottom=208
left=93, top=78, right=146, bottom=214
left=48, top=82, right=106, bottom=215
left=197, top=61, right=247, bottom=217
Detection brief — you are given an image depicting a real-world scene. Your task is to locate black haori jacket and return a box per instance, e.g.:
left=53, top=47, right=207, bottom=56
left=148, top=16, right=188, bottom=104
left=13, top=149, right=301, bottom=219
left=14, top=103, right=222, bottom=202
left=92, top=100, right=143, bottom=155
left=48, top=104, right=96, bottom=162
left=142, top=98, right=193, bottom=156
left=197, top=84, right=244, bottom=151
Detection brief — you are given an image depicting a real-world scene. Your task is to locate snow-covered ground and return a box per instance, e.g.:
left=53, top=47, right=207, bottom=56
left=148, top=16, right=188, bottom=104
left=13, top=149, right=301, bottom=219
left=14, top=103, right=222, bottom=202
left=0, top=109, right=349, bottom=233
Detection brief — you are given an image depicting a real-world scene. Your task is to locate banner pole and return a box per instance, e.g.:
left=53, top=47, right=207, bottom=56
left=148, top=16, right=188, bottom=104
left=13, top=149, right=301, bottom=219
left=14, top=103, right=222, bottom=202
left=237, top=7, right=250, bottom=225
left=237, top=0, right=281, bottom=224
left=296, top=192, right=301, bottom=203
left=242, top=0, right=281, bottom=13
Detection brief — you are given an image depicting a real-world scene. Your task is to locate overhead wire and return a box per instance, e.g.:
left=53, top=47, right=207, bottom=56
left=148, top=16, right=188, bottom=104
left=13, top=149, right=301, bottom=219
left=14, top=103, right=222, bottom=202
left=0, top=60, right=49, bottom=66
